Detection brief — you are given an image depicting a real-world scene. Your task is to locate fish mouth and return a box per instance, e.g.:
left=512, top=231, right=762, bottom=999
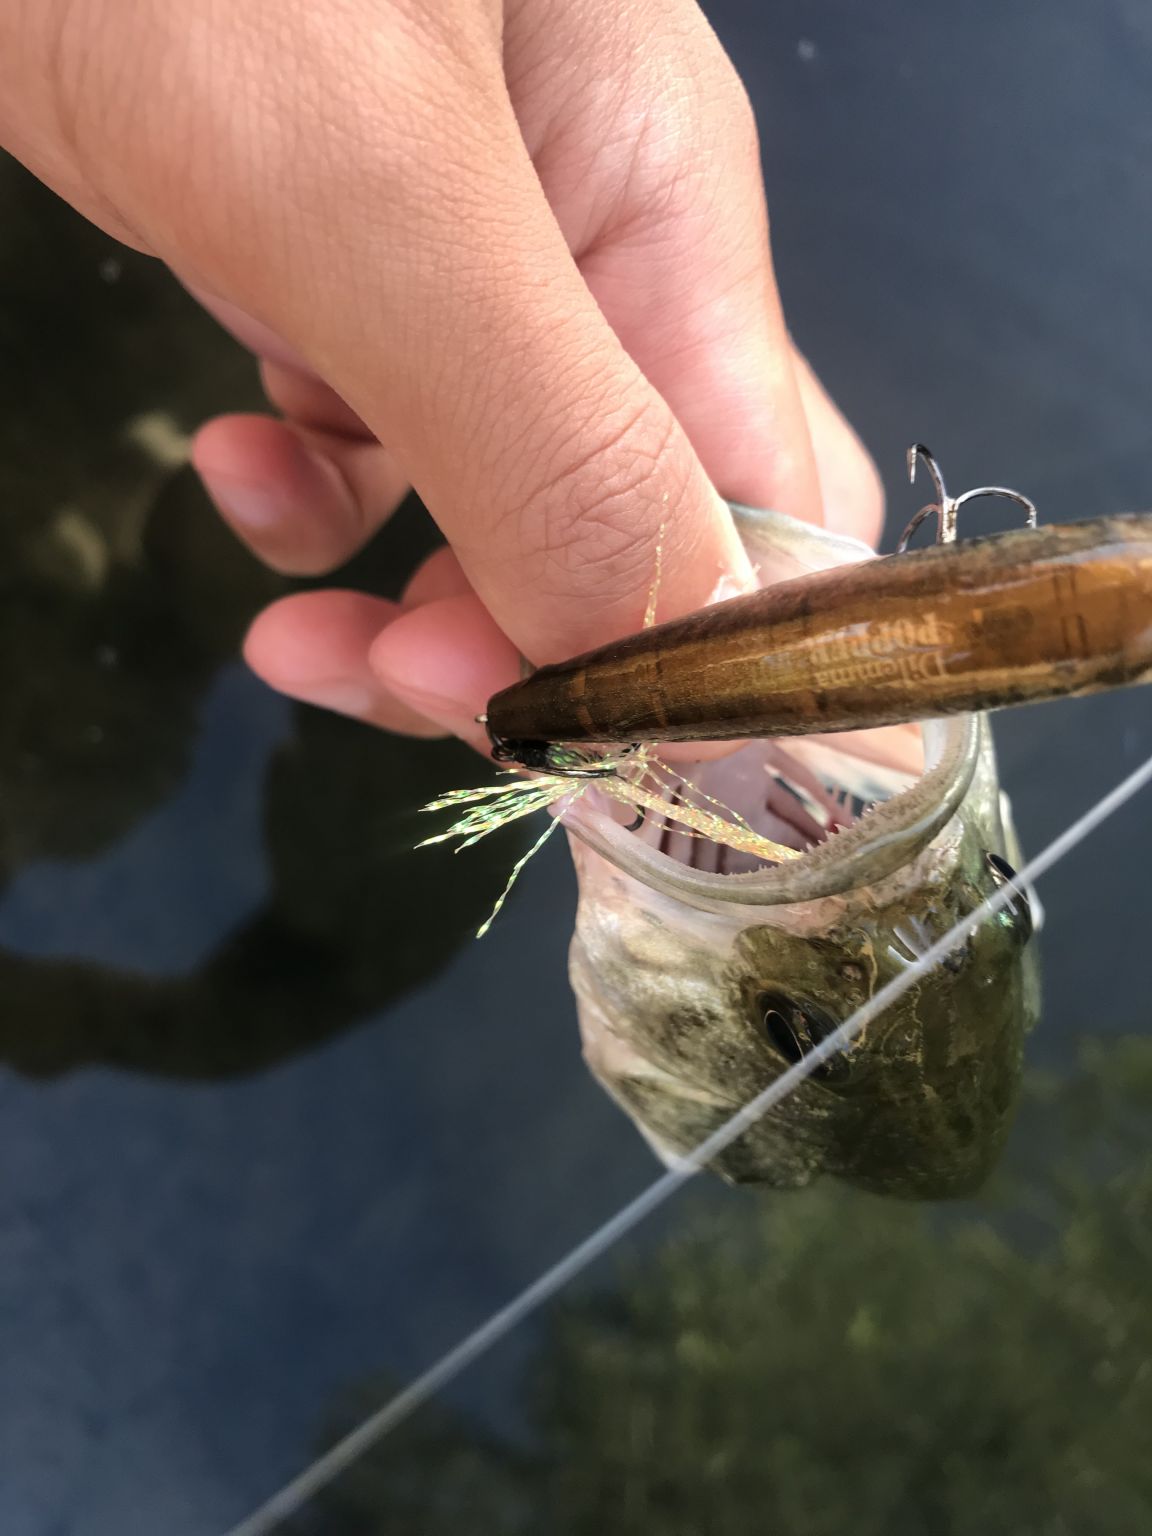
left=559, top=715, right=982, bottom=911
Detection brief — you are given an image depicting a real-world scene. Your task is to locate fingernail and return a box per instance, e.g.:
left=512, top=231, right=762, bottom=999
left=291, top=681, right=379, bottom=718
left=386, top=681, right=474, bottom=724
left=382, top=678, right=487, bottom=745
left=198, top=470, right=284, bottom=532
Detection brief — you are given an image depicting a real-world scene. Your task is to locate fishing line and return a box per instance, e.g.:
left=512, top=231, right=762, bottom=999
left=223, top=747, right=1152, bottom=1536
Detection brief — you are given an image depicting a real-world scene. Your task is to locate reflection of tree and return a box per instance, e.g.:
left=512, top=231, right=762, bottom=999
left=291, top=1393, right=533, bottom=1536
left=0, top=466, right=518, bottom=1076
left=293, top=1039, right=1152, bottom=1535
left=0, top=706, right=516, bottom=1076
left=0, top=148, right=271, bottom=872
left=0, top=155, right=523, bottom=1076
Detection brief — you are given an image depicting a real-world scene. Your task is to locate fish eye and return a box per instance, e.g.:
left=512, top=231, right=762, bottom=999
left=984, top=852, right=1034, bottom=943
left=754, top=990, right=848, bottom=1083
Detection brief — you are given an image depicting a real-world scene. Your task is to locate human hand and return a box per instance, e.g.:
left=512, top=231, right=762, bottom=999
left=1, top=0, right=882, bottom=749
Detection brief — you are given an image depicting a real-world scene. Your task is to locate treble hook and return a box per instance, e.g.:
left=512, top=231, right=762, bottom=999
left=897, top=443, right=1039, bottom=554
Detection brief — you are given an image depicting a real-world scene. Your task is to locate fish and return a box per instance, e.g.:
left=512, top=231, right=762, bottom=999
left=545, top=503, right=1042, bottom=1198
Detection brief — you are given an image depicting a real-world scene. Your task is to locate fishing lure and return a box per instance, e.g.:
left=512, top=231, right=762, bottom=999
left=422, top=444, right=1149, bottom=940
left=484, top=446, right=1152, bottom=770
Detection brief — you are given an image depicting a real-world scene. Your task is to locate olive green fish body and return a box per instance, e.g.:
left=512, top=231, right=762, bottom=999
left=567, top=725, right=1037, bottom=1197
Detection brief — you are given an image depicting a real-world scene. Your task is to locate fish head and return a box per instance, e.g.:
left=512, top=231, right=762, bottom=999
left=561, top=508, right=1041, bottom=1199
left=728, top=821, right=1036, bottom=1197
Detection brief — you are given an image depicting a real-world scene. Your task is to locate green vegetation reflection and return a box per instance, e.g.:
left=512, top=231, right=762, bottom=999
left=297, top=1038, right=1152, bottom=1536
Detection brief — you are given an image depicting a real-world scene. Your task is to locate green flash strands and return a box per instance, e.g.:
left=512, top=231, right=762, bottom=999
left=418, top=746, right=801, bottom=938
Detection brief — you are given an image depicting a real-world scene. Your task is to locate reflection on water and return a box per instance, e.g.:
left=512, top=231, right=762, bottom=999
left=0, top=153, right=526, bottom=1079
left=294, top=1040, right=1152, bottom=1534
left=0, top=702, right=518, bottom=1077
left=7, top=0, right=1152, bottom=1526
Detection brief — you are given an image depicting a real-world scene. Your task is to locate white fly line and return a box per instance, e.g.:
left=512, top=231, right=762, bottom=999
left=224, top=747, right=1152, bottom=1536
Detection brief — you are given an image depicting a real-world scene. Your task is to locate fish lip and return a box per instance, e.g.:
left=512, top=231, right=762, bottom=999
left=726, top=502, right=877, bottom=570
left=558, top=715, right=981, bottom=911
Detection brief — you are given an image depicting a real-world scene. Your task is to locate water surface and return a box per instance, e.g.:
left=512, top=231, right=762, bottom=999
left=2, top=4, right=1151, bottom=1531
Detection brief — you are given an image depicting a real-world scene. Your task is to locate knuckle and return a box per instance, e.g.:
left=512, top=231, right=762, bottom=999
left=601, top=21, right=761, bottom=231
left=501, top=396, right=683, bottom=607
left=669, top=45, right=761, bottom=190
left=701, top=47, right=759, bottom=141
left=666, top=17, right=753, bottom=122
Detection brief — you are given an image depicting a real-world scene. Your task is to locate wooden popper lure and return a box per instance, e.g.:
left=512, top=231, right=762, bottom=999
left=485, top=448, right=1152, bottom=769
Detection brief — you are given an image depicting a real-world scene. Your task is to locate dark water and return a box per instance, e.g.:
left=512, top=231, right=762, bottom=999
left=2, top=4, right=1151, bottom=1532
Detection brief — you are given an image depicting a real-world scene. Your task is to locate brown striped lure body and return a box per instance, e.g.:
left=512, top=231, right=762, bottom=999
left=486, top=515, right=1152, bottom=766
